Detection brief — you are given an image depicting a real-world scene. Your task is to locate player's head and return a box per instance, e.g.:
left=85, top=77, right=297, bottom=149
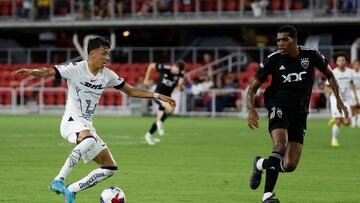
left=87, top=37, right=111, bottom=68
left=352, top=59, right=360, bottom=71
left=333, top=52, right=348, bottom=69
left=276, top=25, right=297, bottom=55
left=171, top=60, right=185, bottom=75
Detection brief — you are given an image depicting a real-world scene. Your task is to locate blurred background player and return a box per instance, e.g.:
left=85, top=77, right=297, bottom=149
left=350, top=60, right=360, bottom=127
left=324, top=53, right=358, bottom=147
left=10, top=37, right=175, bottom=203
left=143, top=60, right=185, bottom=145
left=247, top=25, right=347, bottom=203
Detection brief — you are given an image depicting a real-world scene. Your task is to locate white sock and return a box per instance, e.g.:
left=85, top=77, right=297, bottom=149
left=351, top=116, right=356, bottom=127
left=263, top=192, right=273, bottom=201
left=55, top=136, right=97, bottom=180
left=357, top=115, right=360, bottom=127
left=156, top=120, right=163, bottom=128
left=68, top=167, right=117, bottom=193
left=256, top=158, right=265, bottom=171
left=332, top=124, right=340, bottom=141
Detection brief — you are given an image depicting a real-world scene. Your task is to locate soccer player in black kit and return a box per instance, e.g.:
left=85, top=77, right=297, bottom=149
left=143, top=60, right=185, bottom=145
left=247, top=25, right=348, bottom=202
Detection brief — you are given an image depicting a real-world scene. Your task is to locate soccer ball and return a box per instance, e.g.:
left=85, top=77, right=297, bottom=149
left=100, top=186, right=126, bottom=203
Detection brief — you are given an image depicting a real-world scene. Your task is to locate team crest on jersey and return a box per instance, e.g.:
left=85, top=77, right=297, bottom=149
left=300, top=58, right=309, bottom=70
left=276, top=108, right=283, bottom=118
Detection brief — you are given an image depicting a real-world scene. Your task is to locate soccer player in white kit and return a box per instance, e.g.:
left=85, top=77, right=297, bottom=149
left=350, top=60, right=360, bottom=127
left=324, top=53, right=359, bottom=147
left=10, top=37, right=175, bottom=203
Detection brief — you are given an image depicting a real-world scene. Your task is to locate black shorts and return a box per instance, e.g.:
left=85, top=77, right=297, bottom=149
left=154, top=99, right=165, bottom=111
left=267, top=107, right=307, bottom=144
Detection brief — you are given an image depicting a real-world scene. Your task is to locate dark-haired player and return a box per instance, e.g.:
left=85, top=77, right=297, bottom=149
left=247, top=25, right=348, bottom=202
left=10, top=37, right=175, bottom=203
left=143, top=61, right=185, bottom=145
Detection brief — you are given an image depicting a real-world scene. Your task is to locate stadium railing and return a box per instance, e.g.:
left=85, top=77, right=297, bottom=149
left=0, top=45, right=356, bottom=64
left=0, top=0, right=359, bottom=28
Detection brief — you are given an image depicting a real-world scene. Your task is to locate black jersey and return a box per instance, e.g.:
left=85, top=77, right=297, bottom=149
left=154, top=63, right=184, bottom=96
left=255, top=46, right=328, bottom=113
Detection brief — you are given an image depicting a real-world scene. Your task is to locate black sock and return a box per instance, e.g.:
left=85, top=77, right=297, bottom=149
left=160, top=112, right=168, bottom=122
left=263, top=151, right=284, bottom=193
left=149, top=122, right=157, bottom=134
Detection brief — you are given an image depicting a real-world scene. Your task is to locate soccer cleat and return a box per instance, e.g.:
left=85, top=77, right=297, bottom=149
left=63, top=186, right=76, bottom=203
left=262, top=193, right=280, bottom=203
left=331, top=139, right=340, bottom=147
left=328, top=118, right=335, bottom=127
left=145, top=133, right=156, bottom=145
left=156, top=121, right=165, bottom=136
left=153, top=137, right=161, bottom=143
left=250, top=156, right=263, bottom=190
left=49, top=179, right=64, bottom=195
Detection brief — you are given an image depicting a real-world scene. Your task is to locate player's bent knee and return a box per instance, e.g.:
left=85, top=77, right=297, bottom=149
left=101, top=166, right=118, bottom=177
left=283, top=162, right=297, bottom=172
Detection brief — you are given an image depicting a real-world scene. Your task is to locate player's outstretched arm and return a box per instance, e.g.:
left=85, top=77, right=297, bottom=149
left=247, top=79, right=262, bottom=129
left=10, top=67, right=56, bottom=78
left=121, top=83, right=176, bottom=108
left=321, top=66, right=349, bottom=118
left=143, top=63, right=156, bottom=87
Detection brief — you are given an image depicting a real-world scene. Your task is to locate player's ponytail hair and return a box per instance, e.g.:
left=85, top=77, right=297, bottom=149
left=87, top=37, right=110, bottom=54
left=277, top=25, right=297, bottom=39
left=175, top=60, right=185, bottom=71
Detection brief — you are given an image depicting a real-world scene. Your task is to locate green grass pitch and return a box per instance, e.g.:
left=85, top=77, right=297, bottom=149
left=0, top=115, right=359, bottom=203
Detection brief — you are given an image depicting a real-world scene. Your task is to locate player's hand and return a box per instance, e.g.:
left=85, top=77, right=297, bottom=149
left=159, top=95, right=176, bottom=109
left=336, top=99, right=349, bottom=119
left=248, top=109, right=260, bottom=129
left=10, top=68, right=32, bottom=77
left=143, top=80, right=151, bottom=88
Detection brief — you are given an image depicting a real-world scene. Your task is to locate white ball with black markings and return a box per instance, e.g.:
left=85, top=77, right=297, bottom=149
left=100, top=186, right=126, bottom=203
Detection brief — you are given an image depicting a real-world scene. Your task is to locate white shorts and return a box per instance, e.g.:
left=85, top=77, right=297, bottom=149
left=60, top=115, right=107, bottom=164
left=330, top=96, right=352, bottom=118
left=349, top=91, right=360, bottom=106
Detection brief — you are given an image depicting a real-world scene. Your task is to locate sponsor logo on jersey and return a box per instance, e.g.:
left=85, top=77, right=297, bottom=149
left=161, top=78, right=175, bottom=87
left=81, top=81, right=105, bottom=89
left=300, top=58, right=309, bottom=69
left=282, top=71, right=307, bottom=83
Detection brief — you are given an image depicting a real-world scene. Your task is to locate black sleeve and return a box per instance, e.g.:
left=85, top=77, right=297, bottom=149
left=113, top=81, right=126, bottom=90
left=313, top=50, right=328, bottom=72
left=53, top=67, right=62, bottom=79
left=155, top=63, right=164, bottom=72
left=255, top=56, right=273, bottom=82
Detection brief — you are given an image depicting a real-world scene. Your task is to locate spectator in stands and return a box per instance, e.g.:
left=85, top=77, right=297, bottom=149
left=115, top=0, right=125, bottom=17
left=341, top=0, right=357, bottom=13
left=206, top=73, right=236, bottom=112
left=250, top=0, right=268, bottom=17
left=138, top=0, right=173, bottom=15
left=18, top=0, right=32, bottom=18
left=94, top=0, right=113, bottom=19
left=37, top=0, right=50, bottom=19
left=79, top=0, right=92, bottom=19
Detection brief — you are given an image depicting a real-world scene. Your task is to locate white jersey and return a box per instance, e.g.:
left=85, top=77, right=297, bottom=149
left=55, top=61, right=125, bottom=128
left=353, top=70, right=360, bottom=92
left=328, top=67, right=354, bottom=102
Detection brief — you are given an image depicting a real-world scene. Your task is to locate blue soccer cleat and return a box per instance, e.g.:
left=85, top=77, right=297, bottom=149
left=49, top=179, right=64, bottom=195
left=63, top=186, right=76, bottom=203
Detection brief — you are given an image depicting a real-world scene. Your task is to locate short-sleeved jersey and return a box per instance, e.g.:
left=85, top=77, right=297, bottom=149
left=353, top=70, right=360, bottom=92
left=256, top=46, right=328, bottom=113
left=154, top=63, right=183, bottom=96
left=54, top=61, right=125, bottom=123
left=327, top=67, right=354, bottom=102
